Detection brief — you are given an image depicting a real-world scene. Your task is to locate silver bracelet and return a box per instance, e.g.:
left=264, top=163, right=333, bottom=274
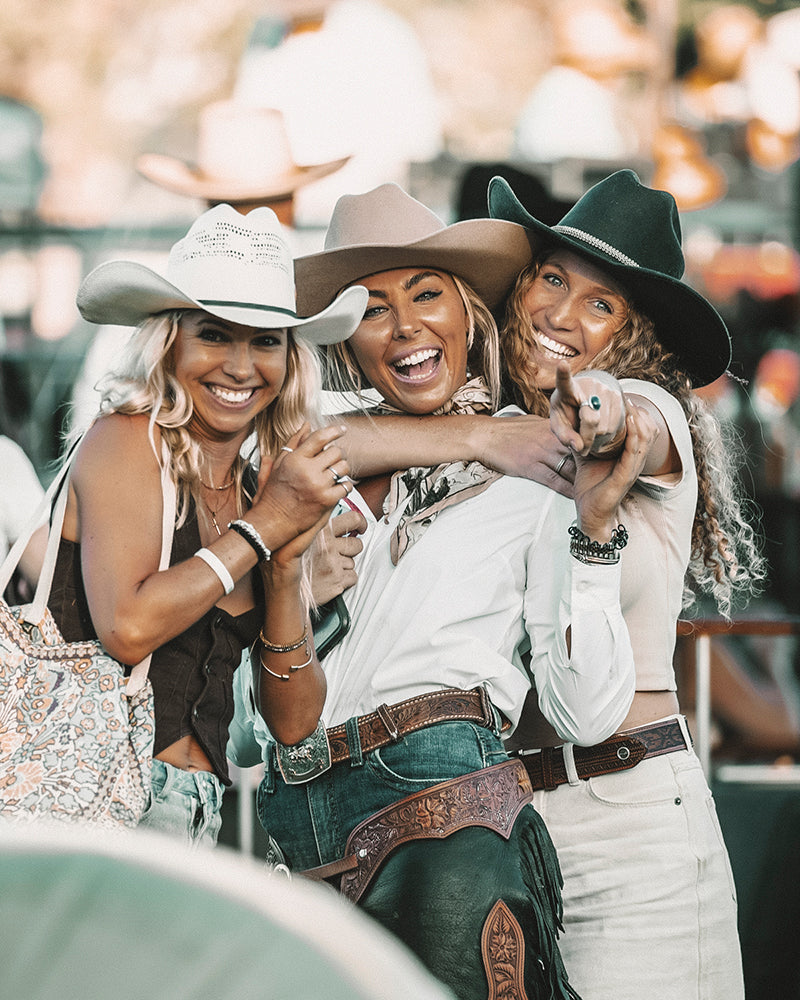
left=228, top=518, right=271, bottom=562
left=194, top=547, right=235, bottom=595
left=568, top=523, right=628, bottom=565
left=259, top=646, right=313, bottom=680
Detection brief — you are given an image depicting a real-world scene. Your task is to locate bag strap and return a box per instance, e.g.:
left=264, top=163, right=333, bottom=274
left=0, top=428, right=177, bottom=695
left=0, top=438, right=79, bottom=599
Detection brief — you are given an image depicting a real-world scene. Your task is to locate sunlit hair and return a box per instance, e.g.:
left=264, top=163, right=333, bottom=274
left=323, top=271, right=502, bottom=411
left=84, top=309, right=325, bottom=608
left=501, top=257, right=767, bottom=618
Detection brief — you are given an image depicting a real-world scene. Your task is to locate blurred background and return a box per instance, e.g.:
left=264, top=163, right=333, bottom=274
left=1, top=2, right=800, bottom=993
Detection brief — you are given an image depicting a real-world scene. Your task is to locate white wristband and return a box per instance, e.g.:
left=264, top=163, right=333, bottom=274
left=195, top=547, right=235, bottom=596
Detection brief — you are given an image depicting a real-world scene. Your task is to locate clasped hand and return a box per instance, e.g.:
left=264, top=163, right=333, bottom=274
left=246, top=423, right=353, bottom=577
left=550, top=363, right=658, bottom=540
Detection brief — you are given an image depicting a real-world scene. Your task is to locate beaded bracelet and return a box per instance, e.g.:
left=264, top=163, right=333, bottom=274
left=260, top=624, right=309, bottom=653
left=228, top=518, right=271, bottom=562
left=568, top=522, right=629, bottom=565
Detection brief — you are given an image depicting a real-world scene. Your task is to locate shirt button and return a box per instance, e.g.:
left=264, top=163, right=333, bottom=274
left=192, top=707, right=198, bottom=718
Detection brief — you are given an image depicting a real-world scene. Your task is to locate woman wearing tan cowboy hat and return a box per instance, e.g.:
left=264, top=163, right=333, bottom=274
left=48, top=203, right=366, bottom=846
left=252, top=183, right=657, bottom=1000
left=329, top=172, right=765, bottom=999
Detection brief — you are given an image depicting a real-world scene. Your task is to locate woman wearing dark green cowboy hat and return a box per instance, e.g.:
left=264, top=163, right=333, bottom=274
left=484, top=169, right=763, bottom=1000
left=330, top=170, right=765, bottom=1000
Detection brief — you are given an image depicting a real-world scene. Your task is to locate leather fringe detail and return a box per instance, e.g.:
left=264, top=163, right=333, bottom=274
left=482, top=900, right=529, bottom=1000
left=517, top=811, right=582, bottom=1000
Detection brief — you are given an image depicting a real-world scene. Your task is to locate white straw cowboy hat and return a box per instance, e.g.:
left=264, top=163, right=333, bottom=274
left=136, top=102, right=349, bottom=204
left=489, top=169, right=732, bottom=386
left=77, top=203, right=367, bottom=345
left=293, top=183, right=534, bottom=316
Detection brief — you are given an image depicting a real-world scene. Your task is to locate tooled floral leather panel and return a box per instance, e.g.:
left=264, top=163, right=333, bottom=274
left=340, top=758, right=533, bottom=904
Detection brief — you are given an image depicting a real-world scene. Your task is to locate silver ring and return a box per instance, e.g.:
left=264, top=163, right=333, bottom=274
left=580, top=395, right=602, bottom=411
left=333, top=473, right=350, bottom=486
left=281, top=445, right=293, bottom=453
left=554, top=454, right=569, bottom=475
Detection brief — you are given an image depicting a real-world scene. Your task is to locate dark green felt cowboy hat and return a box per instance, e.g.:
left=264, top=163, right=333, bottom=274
left=488, top=169, right=731, bottom=387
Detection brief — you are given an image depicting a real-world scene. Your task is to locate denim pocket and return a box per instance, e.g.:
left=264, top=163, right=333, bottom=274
left=586, top=753, right=683, bottom=808
left=365, top=721, right=507, bottom=792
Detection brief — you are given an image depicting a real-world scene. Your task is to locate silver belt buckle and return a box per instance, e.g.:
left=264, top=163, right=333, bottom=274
left=275, top=721, right=332, bottom=784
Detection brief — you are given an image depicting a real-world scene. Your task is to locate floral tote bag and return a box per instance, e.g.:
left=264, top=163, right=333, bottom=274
left=0, top=438, right=175, bottom=829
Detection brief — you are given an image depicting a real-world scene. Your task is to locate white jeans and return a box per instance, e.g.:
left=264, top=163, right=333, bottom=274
left=533, top=739, right=744, bottom=1000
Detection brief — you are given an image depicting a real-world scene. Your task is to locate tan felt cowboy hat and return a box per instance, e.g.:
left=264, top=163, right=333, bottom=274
left=293, top=183, right=534, bottom=316
left=136, top=101, right=349, bottom=204
left=77, top=203, right=367, bottom=345
left=489, top=169, right=732, bottom=386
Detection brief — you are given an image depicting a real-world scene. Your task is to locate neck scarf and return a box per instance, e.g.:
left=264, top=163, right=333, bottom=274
left=377, top=376, right=502, bottom=563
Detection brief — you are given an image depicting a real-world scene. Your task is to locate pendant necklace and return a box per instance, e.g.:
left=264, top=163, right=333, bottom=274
left=201, top=471, right=235, bottom=536
left=204, top=498, right=224, bottom=536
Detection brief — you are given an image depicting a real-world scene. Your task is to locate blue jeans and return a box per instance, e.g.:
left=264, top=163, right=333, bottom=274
left=257, top=718, right=577, bottom=1000
left=138, top=759, right=224, bottom=849
left=257, top=719, right=508, bottom=869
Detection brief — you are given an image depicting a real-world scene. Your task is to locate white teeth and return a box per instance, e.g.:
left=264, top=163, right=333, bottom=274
left=210, top=386, right=254, bottom=403
left=535, top=331, right=577, bottom=358
left=394, top=348, right=439, bottom=369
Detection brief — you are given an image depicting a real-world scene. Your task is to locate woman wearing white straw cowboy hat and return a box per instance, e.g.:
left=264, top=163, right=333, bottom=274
left=47, top=203, right=367, bottom=847
left=253, top=182, right=657, bottom=1000
left=321, top=171, right=766, bottom=998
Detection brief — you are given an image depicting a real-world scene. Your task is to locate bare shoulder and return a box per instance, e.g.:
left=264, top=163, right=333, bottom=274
left=73, top=413, right=161, bottom=486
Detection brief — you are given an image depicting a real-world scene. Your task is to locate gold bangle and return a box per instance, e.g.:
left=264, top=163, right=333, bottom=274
left=260, top=624, right=308, bottom=653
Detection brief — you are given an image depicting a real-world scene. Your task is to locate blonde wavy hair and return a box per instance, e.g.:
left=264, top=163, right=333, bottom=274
left=501, top=259, right=766, bottom=618
left=323, top=273, right=503, bottom=411
left=92, top=310, right=323, bottom=523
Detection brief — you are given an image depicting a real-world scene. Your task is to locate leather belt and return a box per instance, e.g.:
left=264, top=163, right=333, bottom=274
left=512, top=718, right=691, bottom=792
left=327, top=687, right=495, bottom=766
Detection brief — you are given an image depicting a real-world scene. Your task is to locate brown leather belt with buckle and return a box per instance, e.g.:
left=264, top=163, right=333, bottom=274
left=327, top=687, right=495, bottom=766
left=512, top=718, right=690, bottom=791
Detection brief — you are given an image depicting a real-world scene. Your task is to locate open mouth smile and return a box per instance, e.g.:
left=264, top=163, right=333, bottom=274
left=207, top=384, right=257, bottom=405
left=534, top=330, right=578, bottom=361
left=391, top=348, right=443, bottom=382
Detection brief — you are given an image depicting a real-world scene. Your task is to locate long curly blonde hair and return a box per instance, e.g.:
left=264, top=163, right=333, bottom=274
left=323, top=273, right=502, bottom=409
left=93, top=310, right=322, bottom=522
left=501, top=259, right=766, bottom=618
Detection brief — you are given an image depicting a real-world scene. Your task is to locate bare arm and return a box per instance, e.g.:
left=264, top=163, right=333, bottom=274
left=340, top=411, right=574, bottom=497
left=68, top=414, right=347, bottom=666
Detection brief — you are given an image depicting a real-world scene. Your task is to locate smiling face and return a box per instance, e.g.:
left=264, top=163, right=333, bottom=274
left=348, top=268, right=470, bottom=414
left=172, top=310, right=288, bottom=444
left=520, top=249, right=630, bottom=390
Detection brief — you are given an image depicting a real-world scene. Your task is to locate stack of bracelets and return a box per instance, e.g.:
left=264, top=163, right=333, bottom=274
left=259, top=624, right=313, bottom=681
left=568, top=523, right=629, bottom=565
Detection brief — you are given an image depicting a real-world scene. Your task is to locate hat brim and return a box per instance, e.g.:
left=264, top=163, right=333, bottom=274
left=77, top=260, right=368, bottom=345
left=136, top=153, right=350, bottom=203
left=489, top=176, right=731, bottom=387
left=294, top=219, right=534, bottom=316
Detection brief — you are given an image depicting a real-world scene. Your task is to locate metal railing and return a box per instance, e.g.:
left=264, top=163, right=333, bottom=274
left=677, top=617, right=800, bottom=774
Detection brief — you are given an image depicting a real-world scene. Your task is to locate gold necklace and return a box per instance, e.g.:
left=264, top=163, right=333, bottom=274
left=200, top=477, right=234, bottom=491
left=201, top=484, right=233, bottom=536
left=204, top=499, right=224, bottom=536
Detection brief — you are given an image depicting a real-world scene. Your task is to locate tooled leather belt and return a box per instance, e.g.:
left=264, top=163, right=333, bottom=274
left=326, top=686, right=495, bottom=765
left=512, top=718, right=691, bottom=791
